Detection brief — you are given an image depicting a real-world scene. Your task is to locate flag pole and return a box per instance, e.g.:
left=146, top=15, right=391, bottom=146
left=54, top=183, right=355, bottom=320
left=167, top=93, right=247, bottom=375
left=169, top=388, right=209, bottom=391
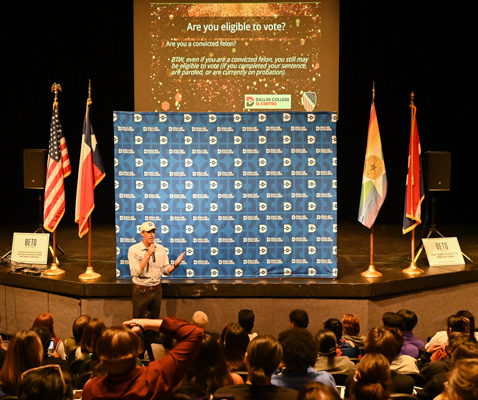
left=403, top=92, right=424, bottom=275
left=44, top=83, right=65, bottom=276
left=79, top=81, right=101, bottom=280
left=361, top=83, right=382, bottom=278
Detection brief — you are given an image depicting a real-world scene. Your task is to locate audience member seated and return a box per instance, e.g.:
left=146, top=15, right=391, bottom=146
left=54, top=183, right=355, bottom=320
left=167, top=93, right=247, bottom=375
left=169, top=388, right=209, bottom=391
left=419, top=333, right=472, bottom=382
left=182, top=332, right=243, bottom=393
left=239, top=309, right=258, bottom=340
left=349, top=353, right=392, bottom=400
left=74, top=318, right=106, bottom=376
left=191, top=310, right=220, bottom=342
left=151, top=333, right=175, bottom=362
left=74, top=318, right=105, bottom=362
left=289, top=309, right=309, bottom=329
left=397, top=309, right=424, bottom=352
left=215, top=335, right=298, bottom=400
left=382, top=311, right=418, bottom=359
left=324, top=318, right=361, bottom=358
left=31, top=312, right=66, bottom=360
left=435, top=359, right=478, bottom=400
left=386, top=327, right=420, bottom=374
left=220, top=322, right=249, bottom=372
left=18, top=364, right=74, bottom=400
left=315, top=329, right=356, bottom=374
left=165, top=383, right=210, bottom=400
left=298, top=381, right=342, bottom=400
left=64, top=315, right=91, bottom=360
left=354, top=327, right=414, bottom=395
left=342, top=314, right=366, bottom=349
left=0, top=330, right=43, bottom=398
left=0, top=338, right=6, bottom=371
left=416, top=342, right=478, bottom=400
left=272, top=328, right=336, bottom=392
left=82, top=316, right=204, bottom=400
left=425, top=310, right=477, bottom=351
left=31, top=326, right=70, bottom=373
left=428, top=314, right=474, bottom=362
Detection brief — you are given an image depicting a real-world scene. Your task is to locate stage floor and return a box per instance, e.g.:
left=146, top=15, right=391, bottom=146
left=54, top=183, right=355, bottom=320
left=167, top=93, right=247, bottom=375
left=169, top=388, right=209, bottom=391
left=1, top=221, right=477, bottom=299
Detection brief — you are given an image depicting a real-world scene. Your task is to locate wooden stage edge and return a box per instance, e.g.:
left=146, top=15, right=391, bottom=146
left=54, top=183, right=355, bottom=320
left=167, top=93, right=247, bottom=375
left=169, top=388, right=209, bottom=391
left=1, top=222, right=477, bottom=300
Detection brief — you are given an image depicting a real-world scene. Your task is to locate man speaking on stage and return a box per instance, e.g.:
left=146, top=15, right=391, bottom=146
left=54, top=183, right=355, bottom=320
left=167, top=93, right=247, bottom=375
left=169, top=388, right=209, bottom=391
left=128, top=221, right=185, bottom=359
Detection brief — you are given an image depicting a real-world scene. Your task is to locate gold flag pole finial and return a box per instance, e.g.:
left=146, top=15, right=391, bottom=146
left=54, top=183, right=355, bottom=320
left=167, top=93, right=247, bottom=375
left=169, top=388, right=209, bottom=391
left=86, top=79, right=92, bottom=107
left=44, top=83, right=66, bottom=276
left=51, top=83, right=62, bottom=110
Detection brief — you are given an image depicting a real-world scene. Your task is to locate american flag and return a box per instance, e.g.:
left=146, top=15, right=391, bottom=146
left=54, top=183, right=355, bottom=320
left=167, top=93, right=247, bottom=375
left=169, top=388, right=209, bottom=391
left=44, top=105, right=71, bottom=232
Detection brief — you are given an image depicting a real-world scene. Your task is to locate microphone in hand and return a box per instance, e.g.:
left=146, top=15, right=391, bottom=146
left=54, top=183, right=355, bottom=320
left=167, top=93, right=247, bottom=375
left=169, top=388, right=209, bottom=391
left=150, top=245, right=156, bottom=263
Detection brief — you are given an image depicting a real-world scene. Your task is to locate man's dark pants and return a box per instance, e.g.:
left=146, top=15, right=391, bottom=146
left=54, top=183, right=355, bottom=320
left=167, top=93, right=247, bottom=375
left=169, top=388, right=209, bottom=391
left=132, top=285, right=162, bottom=360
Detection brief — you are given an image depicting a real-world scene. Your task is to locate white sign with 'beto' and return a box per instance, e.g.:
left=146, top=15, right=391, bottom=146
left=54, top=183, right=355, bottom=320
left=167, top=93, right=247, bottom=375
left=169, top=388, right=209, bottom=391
left=422, top=237, right=465, bottom=267
left=11, top=233, right=50, bottom=264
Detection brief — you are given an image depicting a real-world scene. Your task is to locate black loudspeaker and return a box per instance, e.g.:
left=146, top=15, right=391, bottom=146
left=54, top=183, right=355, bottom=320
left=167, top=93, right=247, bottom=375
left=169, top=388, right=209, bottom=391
left=24, top=149, right=47, bottom=189
left=423, top=151, right=451, bottom=191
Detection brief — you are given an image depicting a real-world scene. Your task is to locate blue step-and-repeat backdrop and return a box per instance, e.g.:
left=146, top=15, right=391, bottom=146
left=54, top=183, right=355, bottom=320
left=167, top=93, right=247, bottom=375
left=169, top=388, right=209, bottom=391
left=114, top=111, right=337, bottom=279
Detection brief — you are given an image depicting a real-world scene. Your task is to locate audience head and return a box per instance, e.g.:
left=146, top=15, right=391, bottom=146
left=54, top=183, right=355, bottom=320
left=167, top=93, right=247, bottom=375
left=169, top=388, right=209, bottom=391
left=238, top=309, right=255, bottom=333
left=456, top=310, right=476, bottom=338
left=72, top=315, right=91, bottom=343
left=278, top=328, right=318, bottom=371
left=18, top=365, right=73, bottom=400
left=96, top=326, right=142, bottom=376
left=0, top=330, right=43, bottom=394
left=365, top=327, right=401, bottom=363
left=382, top=312, right=405, bottom=332
left=452, top=342, right=478, bottom=364
left=221, top=322, right=249, bottom=372
left=323, top=318, right=343, bottom=342
left=32, top=325, right=52, bottom=355
left=31, top=312, right=57, bottom=338
left=350, top=353, right=392, bottom=400
left=447, top=333, right=473, bottom=355
left=246, top=335, right=283, bottom=385
left=448, top=314, right=472, bottom=336
left=397, top=309, right=418, bottom=332
left=298, top=381, right=342, bottom=400
left=342, top=314, right=361, bottom=336
left=445, top=359, right=478, bottom=400
left=191, top=311, right=209, bottom=330
left=165, top=383, right=210, bottom=400
left=81, top=318, right=106, bottom=355
left=316, top=329, right=338, bottom=369
left=184, top=332, right=234, bottom=393
left=289, top=309, right=309, bottom=328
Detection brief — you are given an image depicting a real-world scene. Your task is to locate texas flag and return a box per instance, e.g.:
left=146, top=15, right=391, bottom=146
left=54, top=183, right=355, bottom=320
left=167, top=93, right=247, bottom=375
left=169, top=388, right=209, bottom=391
left=75, top=103, right=105, bottom=238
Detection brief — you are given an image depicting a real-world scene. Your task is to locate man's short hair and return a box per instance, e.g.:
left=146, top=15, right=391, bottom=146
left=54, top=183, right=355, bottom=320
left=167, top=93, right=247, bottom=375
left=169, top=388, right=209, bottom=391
left=397, top=309, right=418, bottom=332
left=382, top=312, right=406, bottom=332
left=278, top=328, right=318, bottom=370
left=96, top=327, right=143, bottom=376
left=289, top=309, right=309, bottom=328
left=192, top=311, right=209, bottom=330
left=238, top=309, right=255, bottom=333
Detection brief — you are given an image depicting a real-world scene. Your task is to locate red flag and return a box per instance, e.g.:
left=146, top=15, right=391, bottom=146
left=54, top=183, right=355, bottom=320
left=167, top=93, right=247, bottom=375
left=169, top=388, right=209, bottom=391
left=403, top=103, right=425, bottom=234
left=44, top=104, right=71, bottom=232
left=75, top=103, right=105, bottom=238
